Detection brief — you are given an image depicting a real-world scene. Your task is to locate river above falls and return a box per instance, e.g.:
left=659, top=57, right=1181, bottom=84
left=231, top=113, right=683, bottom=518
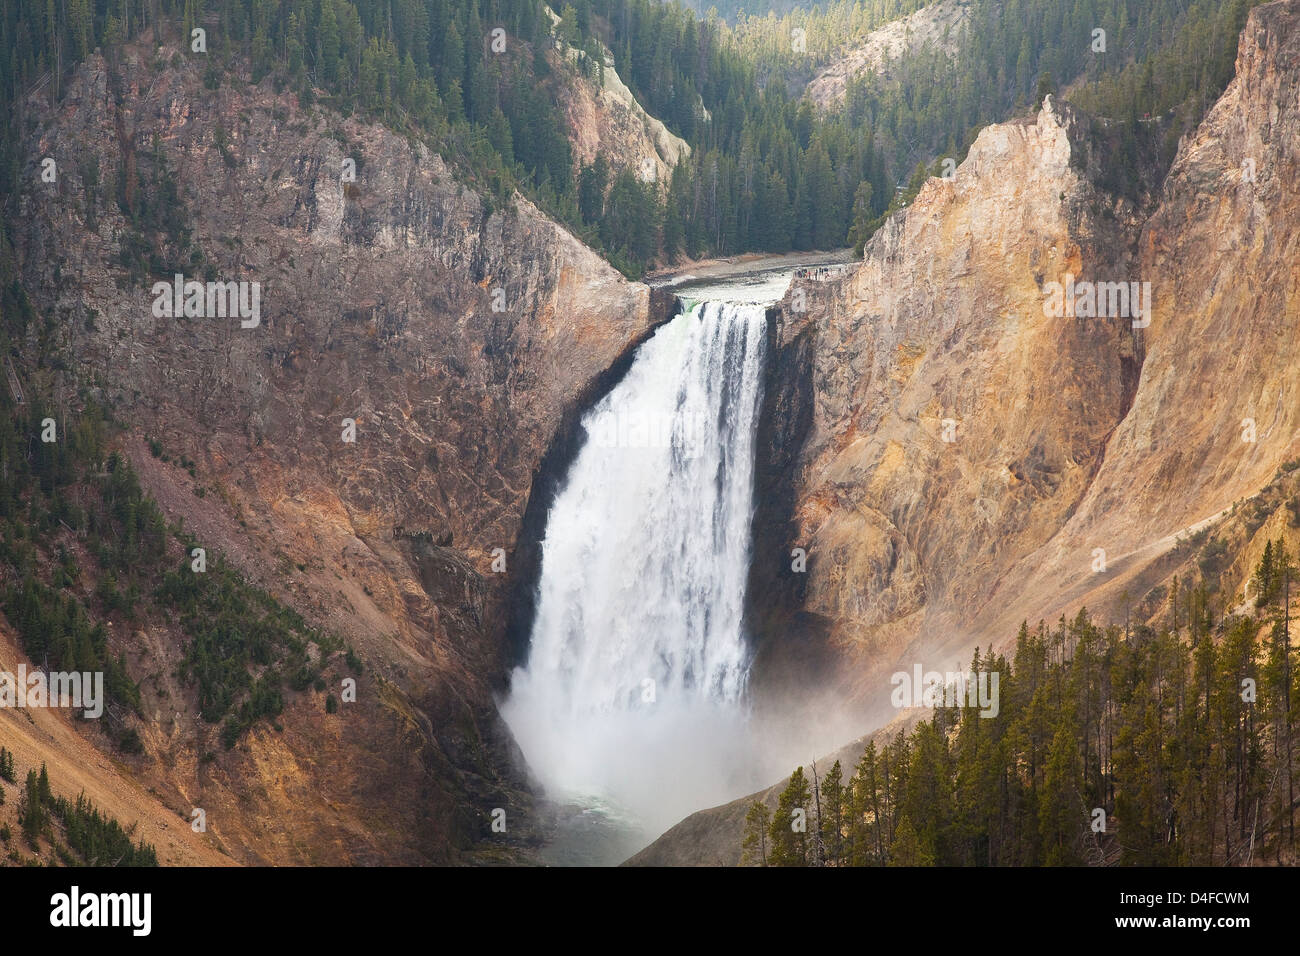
left=649, top=248, right=856, bottom=304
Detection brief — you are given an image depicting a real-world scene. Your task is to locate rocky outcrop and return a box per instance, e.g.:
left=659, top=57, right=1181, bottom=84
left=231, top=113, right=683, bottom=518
left=638, top=3, right=1300, bottom=865
left=12, top=38, right=658, bottom=863
left=765, top=0, right=1300, bottom=703
left=765, top=95, right=1144, bottom=718
left=977, top=0, right=1300, bottom=646
left=544, top=4, right=689, bottom=187
left=557, top=45, right=691, bottom=187
left=804, top=0, right=973, bottom=110
left=674, top=0, right=1300, bottom=845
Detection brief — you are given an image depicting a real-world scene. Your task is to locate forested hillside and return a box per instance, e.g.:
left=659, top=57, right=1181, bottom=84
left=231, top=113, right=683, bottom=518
left=749, top=535, right=1300, bottom=866
left=600, top=0, right=1266, bottom=257
left=0, top=354, right=355, bottom=757
left=0, top=0, right=1273, bottom=274
left=2, top=759, right=160, bottom=866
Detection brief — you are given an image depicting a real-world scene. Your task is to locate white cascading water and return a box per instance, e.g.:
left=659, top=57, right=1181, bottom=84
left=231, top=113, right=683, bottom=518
left=502, top=299, right=769, bottom=840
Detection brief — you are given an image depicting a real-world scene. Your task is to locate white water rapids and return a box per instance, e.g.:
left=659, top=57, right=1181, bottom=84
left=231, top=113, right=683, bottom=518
left=502, top=299, right=771, bottom=847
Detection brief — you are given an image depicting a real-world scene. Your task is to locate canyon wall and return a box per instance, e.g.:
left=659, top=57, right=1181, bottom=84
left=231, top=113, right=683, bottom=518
left=977, top=0, right=1300, bottom=648
left=804, top=0, right=972, bottom=110
left=763, top=94, right=1145, bottom=719
left=642, top=0, right=1300, bottom=864
left=775, top=0, right=1300, bottom=714
left=11, top=38, right=667, bottom=863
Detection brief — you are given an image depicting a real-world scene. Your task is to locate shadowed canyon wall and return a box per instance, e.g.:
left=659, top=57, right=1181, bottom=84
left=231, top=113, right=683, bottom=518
left=11, top=38, right=665, bottom=863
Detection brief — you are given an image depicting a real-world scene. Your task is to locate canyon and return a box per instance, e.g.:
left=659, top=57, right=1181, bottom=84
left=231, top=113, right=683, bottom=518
left=10, top=34, right=673, bottom=863
left=4, top=0, right=1299, bottom=866
left=638, top=0, right=1300, bottom=862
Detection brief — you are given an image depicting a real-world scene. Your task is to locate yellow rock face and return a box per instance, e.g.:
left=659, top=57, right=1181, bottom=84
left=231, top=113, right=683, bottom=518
left=783, top=1, right=1300, bottom=708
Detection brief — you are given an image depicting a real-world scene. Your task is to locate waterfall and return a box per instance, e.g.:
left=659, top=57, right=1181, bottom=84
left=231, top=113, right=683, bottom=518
left=502, top=299, right=769, bottom=838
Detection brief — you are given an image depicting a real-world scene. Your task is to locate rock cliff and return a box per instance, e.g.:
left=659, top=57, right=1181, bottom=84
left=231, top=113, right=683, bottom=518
left=978, top=0, right=1300, bottom=648
left=762, top=94, right=1144, bottom=719
left=641, top=0, right=1300, bottom=865
left=11, top=37, right=667, bottom=863
left=803, top=0, right=972, bottom=110
left=555, top=43, right=691, bottom=187
left=787, top=0, right=1298, bottom=700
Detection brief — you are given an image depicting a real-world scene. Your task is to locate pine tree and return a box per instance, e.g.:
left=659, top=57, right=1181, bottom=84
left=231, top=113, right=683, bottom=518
left=847, top=180, right=874, bottom=255
left=19, top=768, right=46, bottom=845
left=740, top=799, right=770, bottom=866
left=1036, top=71, right=1057, bottom=109
left=1040, top=718, right=1083, bottom=865
left=820, top=759, right=845, bottom=865
left=1277, top=538, right=1295, bottom=852
left=888, top=812, right=932, bottom=866
left=577, top=155, right=608, bottom=225
left=1254, top=540, right=1276, bottom=607
left=768, top=766, right=811, bottom=866
left=850, top=742, right=884, bottom=866
left=318, top=0, right=341, bottom=85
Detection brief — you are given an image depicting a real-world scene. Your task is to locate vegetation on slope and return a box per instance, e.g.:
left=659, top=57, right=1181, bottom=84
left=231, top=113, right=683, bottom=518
left=0, top=238, right=351, bottom=753
left=0, top=0, right=1271, bottom=277
left=5, top=761, right=159, bottom=866
left=748, top=537, right=1300, bottom=866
